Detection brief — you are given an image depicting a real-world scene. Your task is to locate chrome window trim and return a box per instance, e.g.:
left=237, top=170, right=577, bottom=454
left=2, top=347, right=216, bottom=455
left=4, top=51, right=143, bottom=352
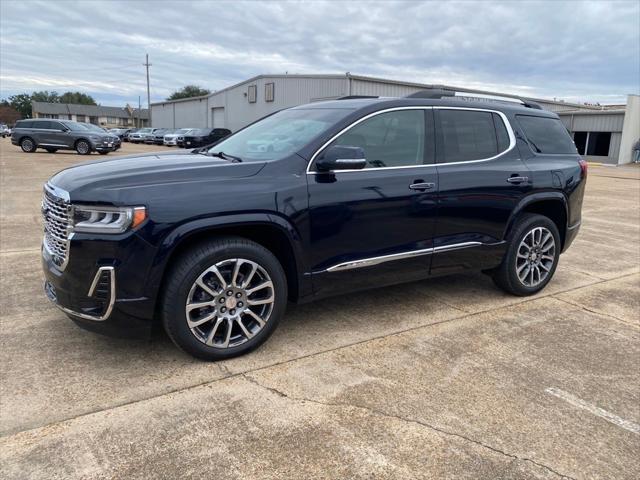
left=318, top=241, right=500, bottom=273
left=305, top=106, right=516, bottom=174
left=47, top=267, right=116, bottom=322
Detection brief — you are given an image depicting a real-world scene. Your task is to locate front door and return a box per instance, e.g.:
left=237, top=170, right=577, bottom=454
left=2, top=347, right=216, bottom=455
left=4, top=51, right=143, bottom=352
left=307, top=108, right=438, bottom=297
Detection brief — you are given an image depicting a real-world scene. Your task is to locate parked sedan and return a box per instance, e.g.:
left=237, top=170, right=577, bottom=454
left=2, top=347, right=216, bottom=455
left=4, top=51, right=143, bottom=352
left=181, top=128, right=231, bottom=148
left=129, top=127, right=158, bottom=144
left=124, top=129, right=139, bottom=142
left=163, top=128, right=194, bottom=146
left=108, top=128, right=132, bottom=141
left=148, top=129, right=172, bottom=145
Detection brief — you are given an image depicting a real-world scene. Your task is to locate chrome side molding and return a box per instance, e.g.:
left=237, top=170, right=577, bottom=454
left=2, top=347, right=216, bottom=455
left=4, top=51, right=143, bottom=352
left=322, top=241, right=489, bottom=273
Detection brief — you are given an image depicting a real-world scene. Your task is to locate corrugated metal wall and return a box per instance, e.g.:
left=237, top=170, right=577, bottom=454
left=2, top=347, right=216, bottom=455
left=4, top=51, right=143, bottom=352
left=350, top=79, right=424, bottom=97
left=566, top=113, right=625, bottom=132
left=205, top=76, right=348, bottom=132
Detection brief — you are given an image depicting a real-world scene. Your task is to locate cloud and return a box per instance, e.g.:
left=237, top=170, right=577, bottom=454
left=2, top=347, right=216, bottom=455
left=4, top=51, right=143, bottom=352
left=1, top=0, right=638, bottom=105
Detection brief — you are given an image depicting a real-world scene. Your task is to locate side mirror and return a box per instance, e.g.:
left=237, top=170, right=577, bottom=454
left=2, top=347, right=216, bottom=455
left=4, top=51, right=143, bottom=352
left=316, top=145, right=366, bottom=171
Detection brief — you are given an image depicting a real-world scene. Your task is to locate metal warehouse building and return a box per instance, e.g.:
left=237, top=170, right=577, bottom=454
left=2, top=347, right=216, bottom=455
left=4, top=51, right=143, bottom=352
left=151, top=74, right=639, bottom=165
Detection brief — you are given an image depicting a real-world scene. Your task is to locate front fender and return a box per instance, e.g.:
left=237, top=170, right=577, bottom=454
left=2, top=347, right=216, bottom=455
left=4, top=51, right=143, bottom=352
left=145, top=212, right=309, bottom=303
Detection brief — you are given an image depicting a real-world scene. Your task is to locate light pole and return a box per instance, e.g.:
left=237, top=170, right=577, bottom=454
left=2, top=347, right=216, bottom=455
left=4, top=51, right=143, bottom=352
left=144, top=53, right=152, bottom=126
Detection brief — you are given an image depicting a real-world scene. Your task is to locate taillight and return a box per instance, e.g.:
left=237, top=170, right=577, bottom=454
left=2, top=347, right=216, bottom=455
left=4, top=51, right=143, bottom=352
left=578, top=159, right=588, bottom=178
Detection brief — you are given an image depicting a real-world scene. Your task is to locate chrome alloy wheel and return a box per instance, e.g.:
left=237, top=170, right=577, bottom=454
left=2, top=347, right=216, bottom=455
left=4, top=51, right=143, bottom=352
left=185, top=258, right=275, bottom=348
left=516, top=226, right=556, bottom=287
left=77, top=141, right=90, bottom=154
left=22, top=138, right=34, bottom=151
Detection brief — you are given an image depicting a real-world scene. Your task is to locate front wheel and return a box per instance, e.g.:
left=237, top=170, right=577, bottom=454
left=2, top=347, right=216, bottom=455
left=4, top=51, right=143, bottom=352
left=162, top=237, right=287, bottom=360
left=492, top=213, right=560, bottom=296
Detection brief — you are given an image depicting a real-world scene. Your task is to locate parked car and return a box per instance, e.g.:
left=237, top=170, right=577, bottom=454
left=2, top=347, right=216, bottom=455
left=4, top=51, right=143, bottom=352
left=124, top=129, right=139, bottom=142
left=128, top=127, right=159, bottom=143
left=1, top=124, right=11, bottom=138
left=41, top=94, right=586, bottom=360
left=164, top=128, right=194, bottom=146
left=181, top=128, right=231, bottom=148
left=147, top=128, right=172, bottom=145
left=109, top=128, right=132, bottom=141
left=11, top=119, right=119, bottom=154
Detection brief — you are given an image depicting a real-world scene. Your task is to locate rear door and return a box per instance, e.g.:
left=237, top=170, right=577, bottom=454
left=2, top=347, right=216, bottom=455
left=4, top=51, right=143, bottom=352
left=308, top=108, right=439, bottom=297
left=431, top=107, right=532, bottom=275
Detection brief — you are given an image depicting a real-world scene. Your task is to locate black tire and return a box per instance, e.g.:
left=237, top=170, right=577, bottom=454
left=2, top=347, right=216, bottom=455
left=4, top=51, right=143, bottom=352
left=45, top=148, right=58, bottom=153
left=20, top=137, right=36, bottom=153
left=162, top=237, right=287, bottom=361
left=492, top=213, right=560, bottom=296
left=75, top=139, right=91, bottom=155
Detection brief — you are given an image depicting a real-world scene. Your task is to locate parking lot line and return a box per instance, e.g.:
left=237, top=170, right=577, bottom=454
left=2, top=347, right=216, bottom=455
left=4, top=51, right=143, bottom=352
left=545, top=387, right=640, bottom=435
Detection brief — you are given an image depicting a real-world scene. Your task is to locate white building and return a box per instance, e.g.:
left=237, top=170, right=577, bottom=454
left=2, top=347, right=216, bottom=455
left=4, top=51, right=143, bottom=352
left=151, top=74, right=639, bottom=165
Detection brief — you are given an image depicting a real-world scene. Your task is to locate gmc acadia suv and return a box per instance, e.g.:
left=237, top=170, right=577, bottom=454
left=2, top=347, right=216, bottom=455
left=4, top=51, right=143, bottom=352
left=41, top=93, right=586, bottom=360
left=12, top=119, right=119, bottom=155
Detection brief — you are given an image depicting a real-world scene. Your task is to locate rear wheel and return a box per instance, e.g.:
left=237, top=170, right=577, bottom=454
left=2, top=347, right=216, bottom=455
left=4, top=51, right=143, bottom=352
left=20, top=137, right=36, bottom=153
left=162, top=237, right=287, bottom=360
left=492, top=214, right=560, bottom=296
left=76, top=140, right=91, bottom=155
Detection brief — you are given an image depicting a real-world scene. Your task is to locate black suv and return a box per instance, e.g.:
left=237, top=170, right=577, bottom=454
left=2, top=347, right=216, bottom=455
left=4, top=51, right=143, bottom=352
left=181, top=128, right=231, bottom=148
left=12, top=119, right=119, bottom=155
left=41, top=94, right=586, bottom=360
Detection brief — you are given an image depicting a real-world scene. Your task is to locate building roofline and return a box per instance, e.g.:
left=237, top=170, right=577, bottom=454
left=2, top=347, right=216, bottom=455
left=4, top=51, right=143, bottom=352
left=151, top=73, right=621, bottom=110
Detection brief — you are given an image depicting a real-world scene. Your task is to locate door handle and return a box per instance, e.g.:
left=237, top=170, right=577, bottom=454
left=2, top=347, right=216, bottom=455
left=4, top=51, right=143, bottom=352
left=507, top=176, right=529, bottom=184
left=409, top=182, right=435, bottom=191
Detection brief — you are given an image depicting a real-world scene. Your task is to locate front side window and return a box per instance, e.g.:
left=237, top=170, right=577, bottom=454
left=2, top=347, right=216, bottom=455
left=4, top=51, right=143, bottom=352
left=517, top=115, right=577, bottom=154
left=330, top=110, right=427, bottom=168
left=208, top=108, right=352, bottom=162
left=438, top=110, right=503, bottom=163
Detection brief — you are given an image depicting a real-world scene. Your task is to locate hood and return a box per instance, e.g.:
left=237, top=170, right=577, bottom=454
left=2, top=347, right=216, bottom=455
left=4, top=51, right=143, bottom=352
left=49, top=151, right=266, bottom=203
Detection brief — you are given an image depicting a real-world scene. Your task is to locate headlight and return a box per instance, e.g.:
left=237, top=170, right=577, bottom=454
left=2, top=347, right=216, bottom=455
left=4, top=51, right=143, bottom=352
left=71, top=205, right=146, bottom=234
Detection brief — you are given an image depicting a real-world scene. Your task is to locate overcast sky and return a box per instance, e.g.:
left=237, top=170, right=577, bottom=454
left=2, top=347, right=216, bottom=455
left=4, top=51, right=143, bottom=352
left=1, top=0, right=638, bottom=107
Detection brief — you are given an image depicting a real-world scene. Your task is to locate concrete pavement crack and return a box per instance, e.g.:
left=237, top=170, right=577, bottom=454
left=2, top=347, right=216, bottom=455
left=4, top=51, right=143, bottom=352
left=551, top=294, right=639, bottom=329
left=242, top=374, right=578, bottom=480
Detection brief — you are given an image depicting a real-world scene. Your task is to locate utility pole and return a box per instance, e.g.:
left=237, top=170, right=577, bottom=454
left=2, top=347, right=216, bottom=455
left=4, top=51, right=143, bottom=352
left=138, top=95, right=141, bottom=128
left=144, top=53, right=152, bottom=127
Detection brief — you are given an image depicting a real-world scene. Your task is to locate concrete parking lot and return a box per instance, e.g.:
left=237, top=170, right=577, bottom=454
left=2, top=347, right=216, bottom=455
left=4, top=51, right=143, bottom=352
left=0, top=138, right=638, bottom=479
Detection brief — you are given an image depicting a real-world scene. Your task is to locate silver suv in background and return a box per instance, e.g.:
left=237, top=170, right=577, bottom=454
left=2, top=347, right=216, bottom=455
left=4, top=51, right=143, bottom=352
left=163, top=128, right=194, bottom=146
left=11, top=119, right=119, bottom=155
left=128, top=127, right=159, bottom=143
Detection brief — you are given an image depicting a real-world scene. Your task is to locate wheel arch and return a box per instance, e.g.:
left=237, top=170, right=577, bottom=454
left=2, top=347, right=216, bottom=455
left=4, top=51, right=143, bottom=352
left=505, top=193, right=568, bottom=249
left=150, top=214, right=309, bottom=312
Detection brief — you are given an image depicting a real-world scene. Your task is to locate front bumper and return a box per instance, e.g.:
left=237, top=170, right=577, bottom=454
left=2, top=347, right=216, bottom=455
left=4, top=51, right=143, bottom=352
left=91, top=140, right=117, bottom=152
left=42, top=233, right=157, bottom=338
left=164, top=139, right=177, bottom=145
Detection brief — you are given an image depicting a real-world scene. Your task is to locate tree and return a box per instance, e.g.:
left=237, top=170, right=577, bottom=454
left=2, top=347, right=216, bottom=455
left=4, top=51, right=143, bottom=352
left=59, top=91, right=96, bottom=105
left=7, top=94, right=32, bottom=118
left=31, top=91, right=60, bottom=103
left=167, top=85, right=211, bottom=100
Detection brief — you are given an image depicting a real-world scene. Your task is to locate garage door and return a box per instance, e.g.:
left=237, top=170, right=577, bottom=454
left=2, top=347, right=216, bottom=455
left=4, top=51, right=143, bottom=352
left=211, top=107, right=225, bottom=128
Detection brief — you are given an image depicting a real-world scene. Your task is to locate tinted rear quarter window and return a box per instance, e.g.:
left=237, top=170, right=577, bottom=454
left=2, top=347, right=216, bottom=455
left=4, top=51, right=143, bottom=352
left=438, top=110, right=499, bottom=163
left=17, top=120, right=33, bottom=128
left=517, top=115, right=577, bottom=154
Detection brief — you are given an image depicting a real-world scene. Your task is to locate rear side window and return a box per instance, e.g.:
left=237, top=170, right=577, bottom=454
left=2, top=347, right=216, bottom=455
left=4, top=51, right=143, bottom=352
left=438, top=110, right=503, bottom=163
left=34, top=120, right=53, bottom=130
left=17, top=120, right=33, bottom=128
left=516, top=115, right=577, bottom=154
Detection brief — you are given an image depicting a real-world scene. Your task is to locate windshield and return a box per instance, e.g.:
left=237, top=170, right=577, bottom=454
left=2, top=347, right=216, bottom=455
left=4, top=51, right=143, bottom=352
left=175, top=128, right=190, bottom=134
left=190, top=129, right=209, bottom=136
left=207, top=108, right=351, bottom=161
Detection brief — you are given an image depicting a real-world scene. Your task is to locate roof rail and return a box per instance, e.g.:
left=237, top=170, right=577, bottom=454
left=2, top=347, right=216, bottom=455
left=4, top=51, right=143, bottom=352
left=405, top=88, right=544, bottom=109
left=337, top=95, right=379, bottom=100
left=406, top=89, right=455, bottom=99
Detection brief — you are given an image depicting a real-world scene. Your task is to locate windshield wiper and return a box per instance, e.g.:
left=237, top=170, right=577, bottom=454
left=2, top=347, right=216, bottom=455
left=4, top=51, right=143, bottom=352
left=209, top=151, right=243, bottom=163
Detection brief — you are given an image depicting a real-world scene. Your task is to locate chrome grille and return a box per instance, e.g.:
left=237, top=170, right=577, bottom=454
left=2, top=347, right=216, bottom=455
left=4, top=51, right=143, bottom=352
left=42, top=185, right=70, bottom=269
